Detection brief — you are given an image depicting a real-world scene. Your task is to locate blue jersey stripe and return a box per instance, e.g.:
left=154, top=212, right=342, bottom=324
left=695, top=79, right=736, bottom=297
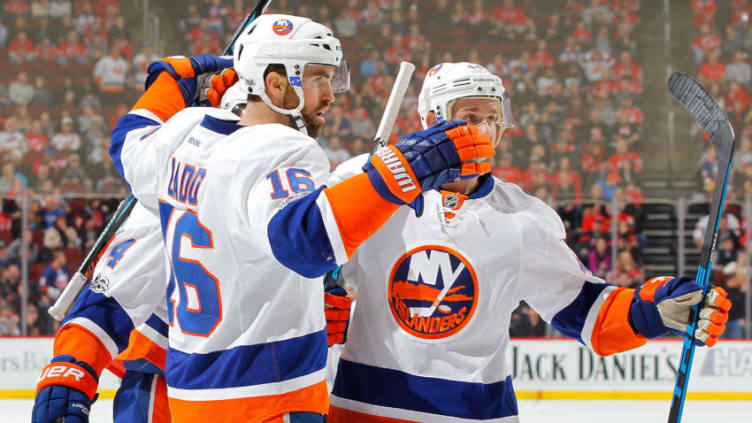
left=63, top=289, right=136, bottom=353
left=165, top=329, right=327, bottom=390
left=110, top=113, right=161, bottom=184
left=144, top=313, right=168, bottom=337
left=267, top=186, right=338, bottom=278
left=551, top=281, right=610, bottom=344
left=332, top=359, right=519, bottom=420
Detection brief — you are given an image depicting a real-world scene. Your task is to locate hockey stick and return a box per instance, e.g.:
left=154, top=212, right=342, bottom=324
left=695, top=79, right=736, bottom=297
left=48, top=0, right=272, bottom=322
left=666, top=72, right=735, bottom=423
left=48, top=195, right=137, bottom=321
left=323, top=61, right=415, bottom=291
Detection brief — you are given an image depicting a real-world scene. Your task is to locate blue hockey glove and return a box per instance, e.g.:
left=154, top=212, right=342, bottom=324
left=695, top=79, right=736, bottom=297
left=145, top=54, right=234, bottom=107
left=363, top=121, right=494, bottom=216
left=32, top=354, right=99, bottom=423
left=630, top=276, right=731, bottom=347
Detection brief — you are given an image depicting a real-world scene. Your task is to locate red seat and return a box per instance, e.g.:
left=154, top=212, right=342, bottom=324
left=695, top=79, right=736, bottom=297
left=63, top=247, right=84, bottom=267
left=31, top=230, right=44, bottom=249
left=31, top=263, right=47, bottom=282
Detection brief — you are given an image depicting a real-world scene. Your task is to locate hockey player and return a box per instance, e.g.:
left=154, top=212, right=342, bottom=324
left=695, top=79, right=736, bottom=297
left=327, top=62, right=732, bottom=423
left=108, top=14, right=493, bottom=423
left=31, top=64, right=240, bottom=423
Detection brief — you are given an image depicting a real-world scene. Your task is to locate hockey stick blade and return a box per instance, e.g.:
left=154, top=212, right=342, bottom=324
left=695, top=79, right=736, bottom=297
left=666, top=73, right=735, bottom=423
left=668, top=72, right=734, bottom=161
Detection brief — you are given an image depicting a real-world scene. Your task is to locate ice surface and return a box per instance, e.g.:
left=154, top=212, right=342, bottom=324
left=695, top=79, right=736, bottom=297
left=6, top=399, right=751, bottom=422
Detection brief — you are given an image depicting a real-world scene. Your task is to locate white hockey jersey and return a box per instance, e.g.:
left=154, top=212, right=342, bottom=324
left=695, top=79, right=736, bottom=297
left=60, top=202, right=169, bottom=374
left=327, top=155, right=644, bottom=423
left=110, top=105, right=358, bottom=421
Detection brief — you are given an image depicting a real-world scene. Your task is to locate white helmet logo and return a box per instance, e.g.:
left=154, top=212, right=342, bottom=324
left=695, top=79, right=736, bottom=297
left=272, top=19, right=293, bottom=35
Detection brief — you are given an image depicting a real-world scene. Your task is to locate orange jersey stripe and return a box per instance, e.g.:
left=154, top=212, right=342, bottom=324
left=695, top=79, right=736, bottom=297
left=328, top=406, right=416, bottom=423
left=54, top=324, right=113, bottom=377
left=116, top=329, right=167, bottom=370
left=132, top=72, right=188, bottom=122
left=153, top=375, right=171, bottom=423
left=324, top=173, right=400, bottom=258
left=168, top=380, right=328, bottom=423
left=591, top=287, right=646, bottom=356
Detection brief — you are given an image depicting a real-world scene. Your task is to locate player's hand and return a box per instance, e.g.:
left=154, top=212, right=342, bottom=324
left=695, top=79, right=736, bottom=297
left=200, top=68, right=239, bottom=108
left=145, top=54, right=234, bottom=107
left=325, top=286, right=352, bottom=346
left=363, top=121, right=494, bottom=216
left=32, top=355, right=99, bottom=423
left=630, top=276, right=731, bottom=347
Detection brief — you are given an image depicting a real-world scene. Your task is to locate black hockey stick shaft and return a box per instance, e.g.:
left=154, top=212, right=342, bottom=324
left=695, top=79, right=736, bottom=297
left=666, top=73, right=735, bottom=423
left=48, top=0, right=271, bottom=322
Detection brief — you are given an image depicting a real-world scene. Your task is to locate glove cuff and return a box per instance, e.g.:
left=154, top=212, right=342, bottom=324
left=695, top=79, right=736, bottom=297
left=36, top=356, right=99, bottom=400
left=364, top=146, right=421, bottom=205
left=629, top=296, right=667, bottom=338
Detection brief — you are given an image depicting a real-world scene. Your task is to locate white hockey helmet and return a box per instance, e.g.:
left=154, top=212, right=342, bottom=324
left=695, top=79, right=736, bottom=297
left=233, top=14, right=349, bottom=135
left=418, top=62, right=512, bottom=144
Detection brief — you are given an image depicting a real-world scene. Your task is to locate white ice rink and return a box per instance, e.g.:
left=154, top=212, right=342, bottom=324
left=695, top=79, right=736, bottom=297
left=6, top=399, right=751, bottom=422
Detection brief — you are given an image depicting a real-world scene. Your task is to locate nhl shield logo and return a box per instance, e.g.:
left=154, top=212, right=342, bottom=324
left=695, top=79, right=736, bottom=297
left=272, top=19, right=293, bottom=35
left=387, top=245, right=478, bottom=339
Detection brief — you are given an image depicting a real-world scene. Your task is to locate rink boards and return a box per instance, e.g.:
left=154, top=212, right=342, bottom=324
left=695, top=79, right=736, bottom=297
left=1, top=337, right=750, bottom=400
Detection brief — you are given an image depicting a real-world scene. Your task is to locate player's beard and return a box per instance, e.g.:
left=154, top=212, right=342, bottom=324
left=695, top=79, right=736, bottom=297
left=281, top=88, right=326, bottom=138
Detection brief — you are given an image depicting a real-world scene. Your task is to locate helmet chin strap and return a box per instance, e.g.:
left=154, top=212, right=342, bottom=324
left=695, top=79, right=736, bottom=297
left=257, top=84, right=309, bottom=136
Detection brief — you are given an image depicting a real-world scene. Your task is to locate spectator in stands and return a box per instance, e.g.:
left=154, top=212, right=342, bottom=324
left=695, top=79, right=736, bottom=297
left=44, top=214, right=79, bottom=250
left=0, top=303, right=20, bottom=336
left=509, top=303, right=547, bottom=337
left=8, top=71, right=34, bottom=105
left=31, top=0, right=52, bottom=19
left=93, top=46, right=128, bottom=107
left=691, top=0, right=717, bottom=28
left=721, top=261, right=746, bottom=338
left=727, top=51, right=751, bottom=86
left=722, top=24, right=745, bottom=59
left=8, top=31, right=34, bottom=64
left=39, top=249, right=69, bottom=300
left=58, top=29, right=87, bottom=67
left=693, top=22, right=721, bottom=66
left=77, top=106, right=106, bottom=147
left=50, top=0, right=71, bottom=18
left=51, top=116, right=81, bottom=153
left=0, top=17, right=8, bottom=47
left=494, top=0, right=535, bottom=39
left=9, top=230, right=39, bottom=264
left=489, top=150, right=518, bottom=181
left=589, top=236, right=612, bottom=278
left=350, top=106, right=375, bottom=139
left=0, top=117, right=25, bottom=158
left=29, top=76, right=52, bottom=107
left=694, top=210, right=741, bottom=250
left=322, top=136, right=350, bottom=169
left=611, top=249, right=643, bottom=288
left=699, top=51, right=727, bottom=83
left=701, top=144, right=718, bottom=192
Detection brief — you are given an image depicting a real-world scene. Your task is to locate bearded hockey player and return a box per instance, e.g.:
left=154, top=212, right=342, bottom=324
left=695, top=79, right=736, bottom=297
left=107, top=15, right=494, bottom=423
left=327, top=62, right=732, bottom=423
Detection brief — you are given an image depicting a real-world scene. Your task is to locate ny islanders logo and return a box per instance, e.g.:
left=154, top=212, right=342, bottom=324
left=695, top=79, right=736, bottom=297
left=272, top=19, right=293, bottom=35
left=388, top=245, right=478, bottom=339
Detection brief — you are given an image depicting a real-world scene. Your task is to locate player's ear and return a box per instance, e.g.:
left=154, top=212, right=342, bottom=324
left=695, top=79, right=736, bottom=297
left=426, top=111, right=438, bottom=127
left=264, top=71, right=288, bottom=107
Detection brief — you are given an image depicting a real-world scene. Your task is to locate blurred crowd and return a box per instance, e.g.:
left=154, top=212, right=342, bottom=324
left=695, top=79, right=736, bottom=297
left=0, top=0, right=748, bottom=338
